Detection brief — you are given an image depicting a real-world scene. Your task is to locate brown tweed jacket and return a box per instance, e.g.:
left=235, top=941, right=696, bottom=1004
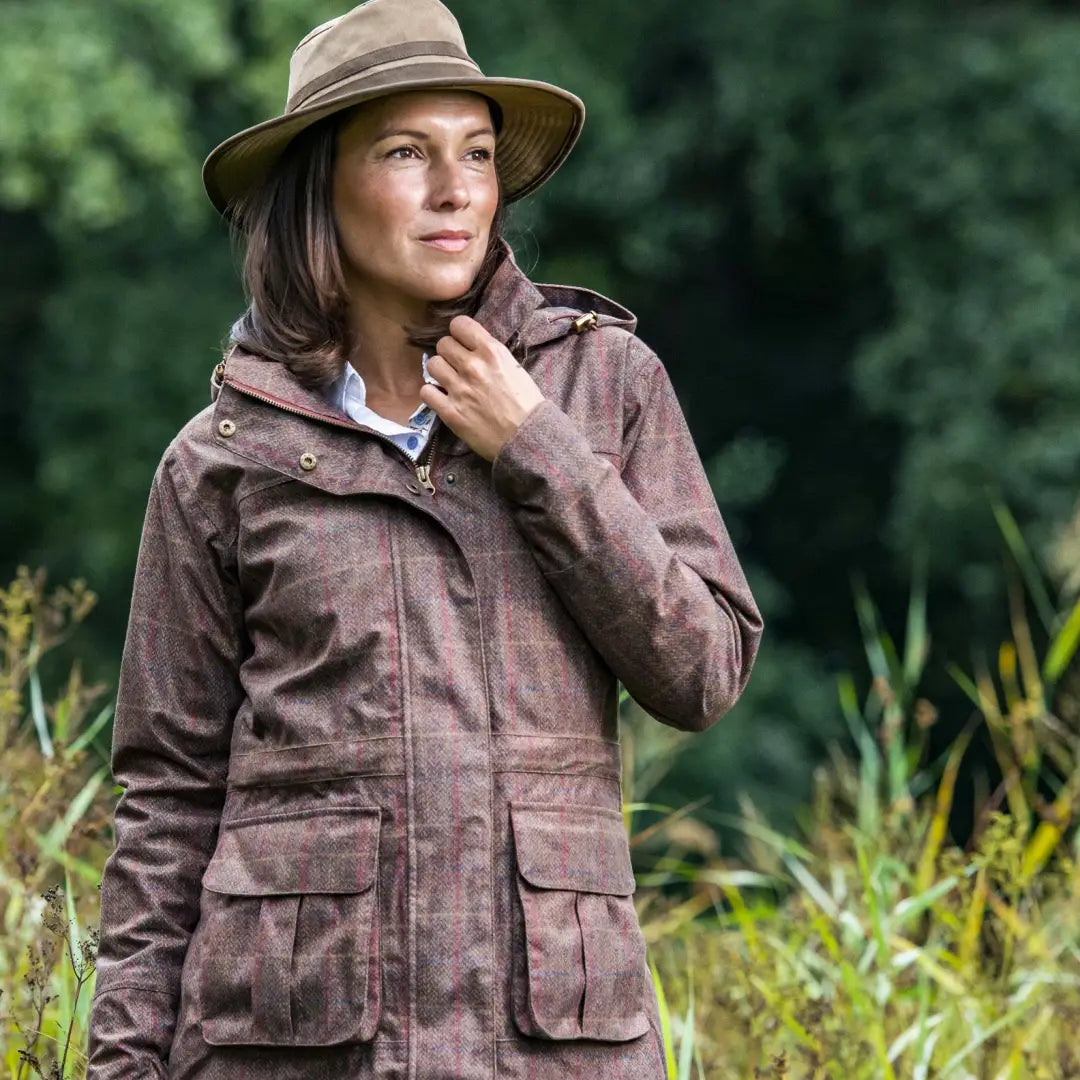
left=86, top=248, right=763, bottom=1080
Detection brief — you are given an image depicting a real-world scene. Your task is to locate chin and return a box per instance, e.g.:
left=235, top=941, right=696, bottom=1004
left=415, top=264, right=485, bottom=303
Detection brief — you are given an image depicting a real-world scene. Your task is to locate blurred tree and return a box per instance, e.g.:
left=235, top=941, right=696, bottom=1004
left=3, top=0, right=1080, bottom=823
left=0, top=0, right=343, bottom=656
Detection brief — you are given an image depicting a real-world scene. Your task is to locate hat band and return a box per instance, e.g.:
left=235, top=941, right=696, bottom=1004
left=287, top=40, right=477, bottom=113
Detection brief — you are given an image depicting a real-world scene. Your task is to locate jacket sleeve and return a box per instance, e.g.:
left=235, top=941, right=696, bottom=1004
left=87, top=445, right=245, bottom=1079
left=491, top=332, right=763, bottom=732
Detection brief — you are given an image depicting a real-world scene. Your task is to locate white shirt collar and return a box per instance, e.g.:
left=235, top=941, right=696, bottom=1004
left=330, top=352, right=441, bottom=437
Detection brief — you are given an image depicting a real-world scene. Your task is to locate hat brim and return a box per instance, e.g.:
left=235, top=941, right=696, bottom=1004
left=202, top=75, right=584, bottom=220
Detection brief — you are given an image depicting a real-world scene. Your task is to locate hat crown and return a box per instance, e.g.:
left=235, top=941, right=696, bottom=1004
left=288, top=0, right=475, bottom=110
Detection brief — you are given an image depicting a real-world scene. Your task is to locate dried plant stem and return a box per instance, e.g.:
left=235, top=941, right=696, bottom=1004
left=15, top=986, right=49, bottom=1080
left=58, top=971, right=86, bottom=1080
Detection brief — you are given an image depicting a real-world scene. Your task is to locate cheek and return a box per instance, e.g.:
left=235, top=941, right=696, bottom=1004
left=476, top=176, right=499, bottom=234
left=336, top=189, right=385, bottom=245
left=334, top=172, right=415, bottom=254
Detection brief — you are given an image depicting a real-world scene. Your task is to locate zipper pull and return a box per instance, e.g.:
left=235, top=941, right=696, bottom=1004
left=415, top=462, right=435, bottom=494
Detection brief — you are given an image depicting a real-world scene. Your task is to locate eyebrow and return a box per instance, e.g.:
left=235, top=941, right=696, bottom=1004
left=373, top=127, right=496, bottom=142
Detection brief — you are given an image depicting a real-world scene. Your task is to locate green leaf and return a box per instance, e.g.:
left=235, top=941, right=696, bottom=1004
left=992, top=503, right=1056, bottom=634
left=677, top=973, right=695, bottom=1080
left=65, top=700, right=115, bottom=759
left=28, top=655, right=55, bottom=759
left=38, top=765, right=109, bottom=852
left=649, top=957, right=678, bottom=1080
left=1043, top=596, right=1080, bottom=685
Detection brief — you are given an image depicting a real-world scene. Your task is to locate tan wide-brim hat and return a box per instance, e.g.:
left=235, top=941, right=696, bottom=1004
left=202, top=0, right=585, bottom=219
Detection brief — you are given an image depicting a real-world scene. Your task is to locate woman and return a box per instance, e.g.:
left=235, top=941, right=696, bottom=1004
left=87, top=1, right=762, bottom=1077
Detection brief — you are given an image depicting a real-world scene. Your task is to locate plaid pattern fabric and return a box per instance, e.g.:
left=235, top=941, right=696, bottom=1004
left=510, top=804, right=647, bottom=1042
left=198, top=807, right=382, bottom=1047
left=86, top=244, right=763, bottom=1079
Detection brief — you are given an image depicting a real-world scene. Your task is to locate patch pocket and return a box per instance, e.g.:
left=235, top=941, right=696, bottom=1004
left=197, top=805, right=381, bottom=1047
left=509, top=802, right=649, bottom=1042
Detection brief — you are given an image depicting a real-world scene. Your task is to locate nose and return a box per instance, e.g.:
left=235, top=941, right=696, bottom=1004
left=427, top=156, right=470, bottom=212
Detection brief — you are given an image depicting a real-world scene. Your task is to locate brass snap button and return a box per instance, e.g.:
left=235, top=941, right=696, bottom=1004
left=299, top=452, right=318, bottom=472
left=217, top=419, right=236, bottom=438
left=405, top=480, right=421, bottom=494
left=446, top=472, right=457, bottom=486
left=571, top=311, right=599, bottom=333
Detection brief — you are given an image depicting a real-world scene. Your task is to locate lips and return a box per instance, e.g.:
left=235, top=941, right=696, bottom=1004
left=419, top=231, right=472, bottom=253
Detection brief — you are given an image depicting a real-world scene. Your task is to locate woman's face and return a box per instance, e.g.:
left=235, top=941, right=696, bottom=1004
left=332, top=90, right=500, bottom=313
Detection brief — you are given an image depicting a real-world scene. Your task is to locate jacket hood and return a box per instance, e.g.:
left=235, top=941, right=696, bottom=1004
left=210, top=241, right=636, bottom=409
left=486, top=247, right=638, bottom=350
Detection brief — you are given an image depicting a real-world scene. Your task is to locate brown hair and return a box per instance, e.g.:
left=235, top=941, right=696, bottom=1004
left=227, top=98, right=507, bottom=390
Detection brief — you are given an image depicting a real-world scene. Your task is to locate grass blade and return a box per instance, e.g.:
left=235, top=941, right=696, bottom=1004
left=1020, top=770, right=1078, bottom=883
left=959, top=865, right=988, bottom=968
left=992, top=502, right=1055, bottom=633
left=902, top=548, right=929, bottom=690
left=1044, top=596, right=1080, bottom=685
left=853, top=579, right=895, bottom=687
left=946, top=662, right=983, bottom=709
left=649, top=957, right=678, bottom=1080
left=915, top=725, right=973, bottom=894
left=65, top=700, right=114, bottom=759
left=938, top=995, right=1039, bottom=1077
left=38, top=766, right=108, bottom=853
left=28, top=661, right=55, bottom=759
left=890, top=935, right=966, bottom=996
left=783, top=853, right=838, bottom=919
left=677, top=974, right=695, bottom=1080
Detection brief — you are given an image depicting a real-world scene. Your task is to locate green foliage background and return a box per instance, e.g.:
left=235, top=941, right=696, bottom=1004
left=4, top=0, right=1080, bottom=825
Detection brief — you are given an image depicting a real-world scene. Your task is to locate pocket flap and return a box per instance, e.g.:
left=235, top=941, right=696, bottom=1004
left=203, top=806, right=380, bottom=896
left=510, top=802, right=635, bottom=895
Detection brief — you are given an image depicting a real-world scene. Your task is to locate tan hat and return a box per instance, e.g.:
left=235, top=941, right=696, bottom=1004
left=202, top=0, right=585, bottom=217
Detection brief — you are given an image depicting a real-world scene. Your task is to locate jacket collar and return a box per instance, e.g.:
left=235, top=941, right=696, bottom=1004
left=477, top=240, right=638, bottom=349
left=211, top=240, right=637, bottom=413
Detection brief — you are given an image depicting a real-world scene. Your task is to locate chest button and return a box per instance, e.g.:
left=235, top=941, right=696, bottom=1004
left=299, top=452, right=318, bottom=472
left=217, top=419, right=236, bottom=438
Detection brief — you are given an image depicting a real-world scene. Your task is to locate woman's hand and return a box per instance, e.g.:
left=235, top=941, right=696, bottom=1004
left=419, top=315, right=545, bottom=462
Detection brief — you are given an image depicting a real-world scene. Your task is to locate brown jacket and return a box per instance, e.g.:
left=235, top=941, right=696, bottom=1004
left=87, top=249, right=762, bottom=1080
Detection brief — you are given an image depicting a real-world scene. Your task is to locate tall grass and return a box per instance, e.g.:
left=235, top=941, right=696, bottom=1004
left=0, top=569, right=113, bottom=1079
left=632, top=542, right=1080, bottom=1078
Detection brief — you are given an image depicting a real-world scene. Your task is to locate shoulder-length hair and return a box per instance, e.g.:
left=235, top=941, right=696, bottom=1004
left=227, top=99, right=507, bottom=390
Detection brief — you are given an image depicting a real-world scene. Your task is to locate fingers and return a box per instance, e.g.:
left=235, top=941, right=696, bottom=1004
left=421, top=349, right=455, bottom=388
left=433, top=336, right=502, bottom=386
left=418, top=382, right=447, bottom=413
left=418, top=380, right=464, bottom=426
left=433, top=334, right=471, bottom=374
left=437, top=317, right=514, bottom=382
left=447, top=314, right=493, bottom=350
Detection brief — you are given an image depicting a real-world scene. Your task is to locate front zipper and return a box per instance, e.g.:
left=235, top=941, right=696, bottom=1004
left=221, top=375, right=359, bottom=431
left=413, top=423, right=441, bottom=495
left=222, top=374, right=444, bottom=493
